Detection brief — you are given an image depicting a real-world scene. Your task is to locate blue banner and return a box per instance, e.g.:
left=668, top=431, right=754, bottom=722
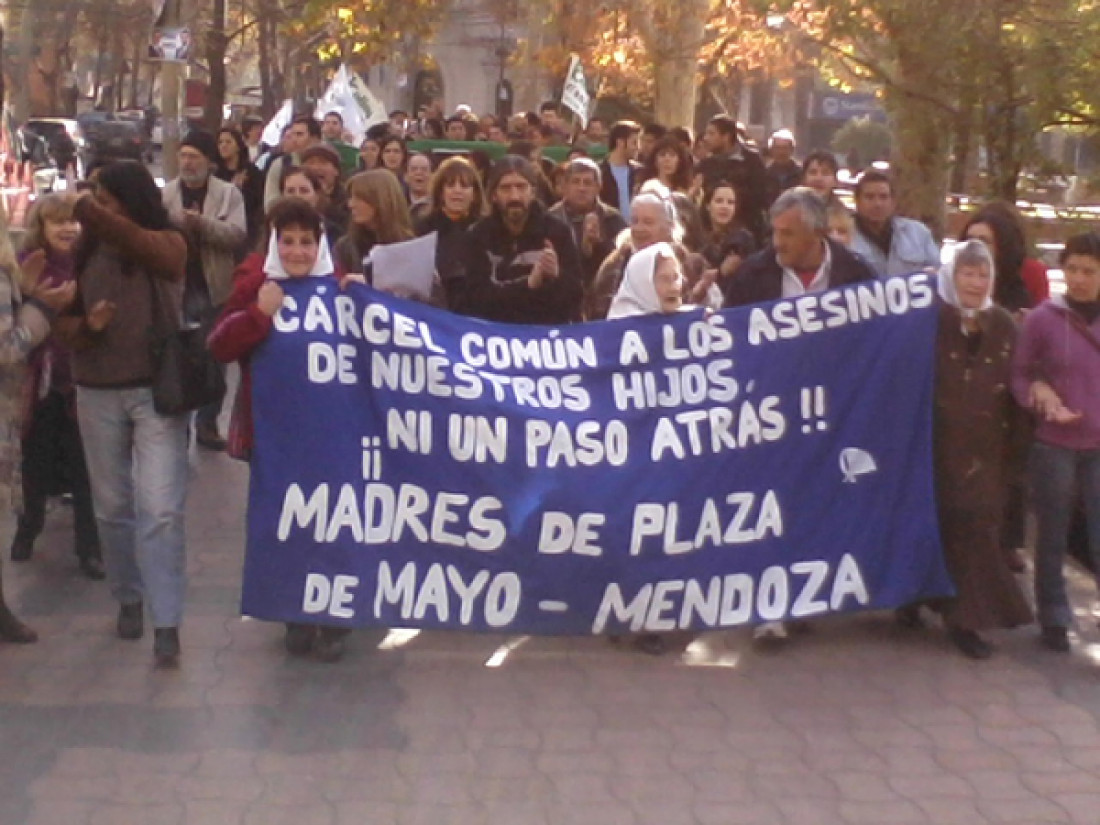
left=243, top=273, right=952, bottom=634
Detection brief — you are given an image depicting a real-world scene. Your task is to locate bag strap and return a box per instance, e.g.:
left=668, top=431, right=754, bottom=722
left=1062, top=306, right=1100, bottom=357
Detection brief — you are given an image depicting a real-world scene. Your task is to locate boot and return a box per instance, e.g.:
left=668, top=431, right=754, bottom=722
left=9, top=526, right=35, bottom=562
left=0, top=566, right=37, bottom=643
left=153, top=627, right=181, bottom=669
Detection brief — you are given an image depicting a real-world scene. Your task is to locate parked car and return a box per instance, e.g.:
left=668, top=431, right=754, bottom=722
left=23, top=117, right=83, bottom=175
left=82, top=119, right=148, bottom=170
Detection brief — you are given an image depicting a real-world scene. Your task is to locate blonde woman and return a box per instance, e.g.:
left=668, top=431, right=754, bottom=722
left=0, top=203, right=77, bottom=644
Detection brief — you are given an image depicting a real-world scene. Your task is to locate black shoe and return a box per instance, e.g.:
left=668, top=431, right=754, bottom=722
left=9, top=532, right=34, bottom=562
left=195, top=426, right=227, bottom=452
left=632, top=633, right=667, bottom=656
left=153, top=628, right=180, bottom=669
left=0, top=606, right=37, bottom=644
left=284, top=623, right=316, bottom=657
left=312, top=628, right=347, bottom=663
left=895, top=605, right=926, bottom=629
left=950, top=628, right=993, bottom=660
left=1041, top=626, right=1070, bottom=652
left=79, top=556, right=106, bottom=581
left=117, top=602, right=144, bottom=640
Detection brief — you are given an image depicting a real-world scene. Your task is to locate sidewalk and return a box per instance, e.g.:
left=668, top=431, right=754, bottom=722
left=2, top=448, right=1100, bottom=825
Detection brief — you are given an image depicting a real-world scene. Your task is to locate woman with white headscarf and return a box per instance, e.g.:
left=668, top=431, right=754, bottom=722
left=208, top=196, right=360, bottom=663
left=900, top=239, right=1032, bottom=658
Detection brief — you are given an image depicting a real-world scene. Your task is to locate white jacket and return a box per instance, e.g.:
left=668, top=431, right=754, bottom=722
left=162, top=176, right=247, bottom=305
left=850, top=215, right=940, bottom=279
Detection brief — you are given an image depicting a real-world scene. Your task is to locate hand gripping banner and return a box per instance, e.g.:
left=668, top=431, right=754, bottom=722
left=243, top=273, right=952, bottom=634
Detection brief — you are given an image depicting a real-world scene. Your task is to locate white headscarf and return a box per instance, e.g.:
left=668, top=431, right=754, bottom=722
left=938, top=238, right=995, bottom=319
left=608, top=242, right=678, bottom=319
left=262, top=231, right=335, bottom=280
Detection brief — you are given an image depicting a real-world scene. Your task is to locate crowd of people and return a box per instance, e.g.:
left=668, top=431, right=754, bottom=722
left=0, top=98, right=1096, bottom=670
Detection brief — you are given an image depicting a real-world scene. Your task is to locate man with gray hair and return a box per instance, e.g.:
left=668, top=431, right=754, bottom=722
left=724, top=186, right=876, bottom=308
left=725, top=186, right=875, bottom=647
left=548, top=157, right=627, bottom=285
left=462, top=155, right=584, bottom=324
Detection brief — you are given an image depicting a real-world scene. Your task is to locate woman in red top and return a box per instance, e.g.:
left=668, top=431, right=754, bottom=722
left=208, top=197, right=361, bottom=662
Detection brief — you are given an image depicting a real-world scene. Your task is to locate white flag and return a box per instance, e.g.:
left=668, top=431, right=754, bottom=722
left=261, top=99, right=293, bottom=149
left=316, top=65, right=386, bottom=146
left=561, top=55, right=590, bottom=128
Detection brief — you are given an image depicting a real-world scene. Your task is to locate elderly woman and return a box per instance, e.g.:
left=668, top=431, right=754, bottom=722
left=925, top=240, right=1033, bottom=658
left=1013, top=232, right=1100, bottom=652
left=587, top=186, right=711, bottom=320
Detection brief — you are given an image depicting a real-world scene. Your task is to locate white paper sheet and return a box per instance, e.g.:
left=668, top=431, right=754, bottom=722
left=367, top=232, right=438, bottom=302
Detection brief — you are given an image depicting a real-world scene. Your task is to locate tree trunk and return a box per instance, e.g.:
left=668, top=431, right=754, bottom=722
left=887, top=57, right=952, bottom=239
left=948, top=90, right=975, bottom=195
left=640, top=0, right=706, bottom=129
left=257, top=0, right=277, bottom=117
left=203, top=0, right=228, bottom=131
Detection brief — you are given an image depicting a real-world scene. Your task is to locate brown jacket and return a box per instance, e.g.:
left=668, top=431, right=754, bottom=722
left=933, top=301, right=1033, bottom=631
left=59, top=198, right=186, bottom=388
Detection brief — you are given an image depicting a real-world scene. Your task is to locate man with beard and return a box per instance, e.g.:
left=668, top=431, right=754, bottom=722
left=462, top=155, right=584, bottom=324
left=162, top=129, right=247, bottom=450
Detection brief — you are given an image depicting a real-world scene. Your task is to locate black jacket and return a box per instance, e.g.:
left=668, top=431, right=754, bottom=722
left=697, top=145, right=769, bottom=245
left=416, top=210, right=478, bottom=313
left=547, top=200, right=627, bottom=287
left=723, top=238, right=877, bottom=308
left=599, top=159, right=641, bottom=214
left=462, top=202, right=585, bottom=324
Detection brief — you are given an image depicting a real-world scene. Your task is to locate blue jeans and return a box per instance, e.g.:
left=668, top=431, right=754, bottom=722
left=77, top=387, right=190, bottom=628
left=1030, top=442, right=1100, bottom=628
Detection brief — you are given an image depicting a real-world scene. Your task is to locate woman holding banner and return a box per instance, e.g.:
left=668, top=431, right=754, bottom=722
left=1012, top=232, right=1100, bottom=653
left=926, top=240, right=1032, bottom=659
left=209, top=197, right=364, bottom=662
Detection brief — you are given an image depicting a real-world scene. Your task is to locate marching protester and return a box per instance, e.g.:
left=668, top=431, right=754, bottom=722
left=638, top=135, right=695, bottom=196
left=415, top=156, right=486, bottom=312
left=1012, top=232, right=1100, bottom=653
left=216, top=127, right=265, bottom=247
left=56, top=162, right=190, bottom=668
left=359, top=134, right=383, bottom=171
left=607, top=240, right=688, bottom=319
left=321, top=110, right=361, bottom=177
left=264, top=115, right=324, bottom=208
left=378, top=135, right=410, bottom=186
left=699, top=180, right=757, bottom=291
left=849, top=169, right=940, bottom=278
left=723, top=186, right=876, bottom=645
left=600, top=121, right=642, bottom=221
left=208, top=197, right=363, bottom=662
left=0, top=206, right=78, bottom=644
left=280, top=166, right=343, bottom=245
left=12, top=195, right=102, bottom=579
left=163, top=130, right=248, bottom=452
left=695, top=114, right=769, bottom=245
left=462, top=155, right=584, bottom=324
left=547, top=158, right=627, bottom=287
left=588, top=186, right=708, bottom=320
left=961, top=202, right=1051, bottom=573
left=334, top=169, right=416, bottom=278
left=638, top=123, right=668, bottom=164
left=764, top=129, right=803, bottom=207
left=915, top=240, right=1033, bottom=658
left=802, top=149, right=842, bottom=207
left=300, top=143, right=350, bottom=235
left=406, top=153, right=434, bottom=223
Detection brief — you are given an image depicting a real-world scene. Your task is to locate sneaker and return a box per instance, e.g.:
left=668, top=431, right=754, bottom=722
left=950, top=628, right=993, bottom=660
left=1041, top=626, right=1070, bottom=653
left=117, top=602, right=144, bottom=640
left=153, top=628, right=180, bottom=669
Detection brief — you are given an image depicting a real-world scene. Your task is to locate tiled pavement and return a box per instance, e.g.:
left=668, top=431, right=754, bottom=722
left=3, top=447, right=1100, bottom=825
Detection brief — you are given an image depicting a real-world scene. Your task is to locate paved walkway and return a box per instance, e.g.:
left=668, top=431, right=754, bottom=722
left=3, top=447, right=1100, bottom=825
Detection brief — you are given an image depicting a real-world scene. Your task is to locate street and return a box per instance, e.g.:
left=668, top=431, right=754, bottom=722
left=2, top=444, right=1100, bottom=825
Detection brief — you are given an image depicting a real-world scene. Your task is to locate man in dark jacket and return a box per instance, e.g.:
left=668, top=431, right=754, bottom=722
left=548, top=158, right=627, bottom=287
left=696, top=114, right=769, bottom=245
left=463, top=156, right=585, bottom=324
left=724, top=186, right=876, bottom=309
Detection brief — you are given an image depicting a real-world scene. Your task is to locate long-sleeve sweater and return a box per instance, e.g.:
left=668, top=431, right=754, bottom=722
left=58, top=197, right=187, bottom=388
left=1011, top=295, right=1100, bottom=451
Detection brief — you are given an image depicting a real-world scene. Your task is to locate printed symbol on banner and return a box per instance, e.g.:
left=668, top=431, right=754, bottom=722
left=839, top=448, right=877, bottom=483
left=800, top=386, right=828, bottom=434
left=361, top=436, right=383, bottom=480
